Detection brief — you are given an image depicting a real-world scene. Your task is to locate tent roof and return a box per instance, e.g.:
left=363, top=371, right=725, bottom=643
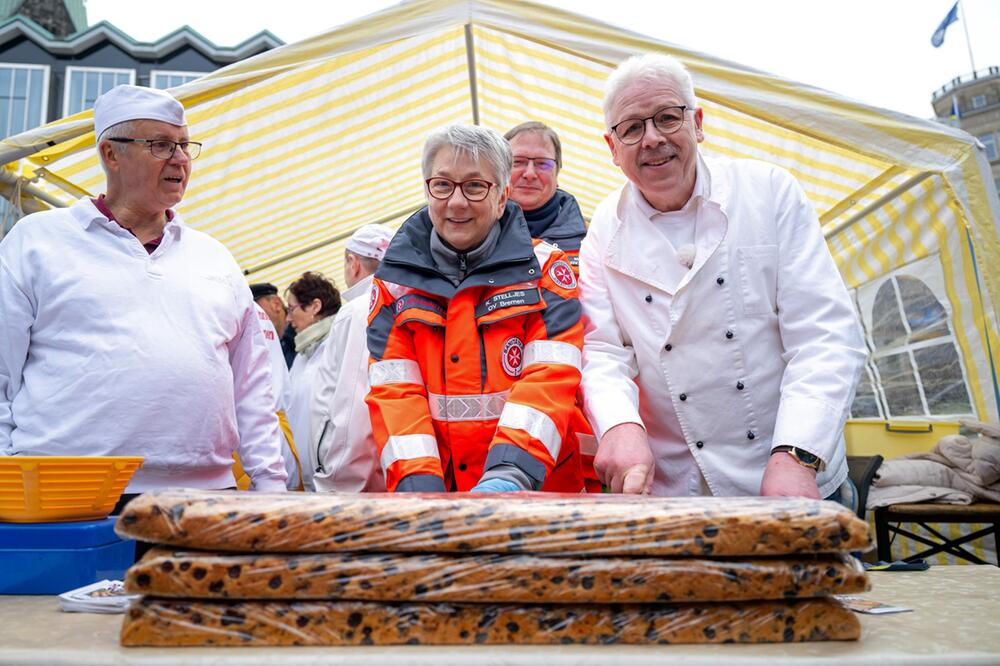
left=1, top=0, right=997, bottom=302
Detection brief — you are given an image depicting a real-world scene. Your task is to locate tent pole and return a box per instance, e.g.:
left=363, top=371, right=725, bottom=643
left=823, top=172, right=932, bottom=239
left=464, top=23, right=480, bottom=125
left=242, top=204, right=423, bottom=277
left=0, top=168, right=67, bottom=209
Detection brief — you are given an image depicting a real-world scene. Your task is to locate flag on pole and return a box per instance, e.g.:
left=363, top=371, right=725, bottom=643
left=932, top=2, right=959, bottom=47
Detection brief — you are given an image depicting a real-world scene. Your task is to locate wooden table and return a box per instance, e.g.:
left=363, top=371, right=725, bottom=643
left=0, top=565, right=998, bottom=665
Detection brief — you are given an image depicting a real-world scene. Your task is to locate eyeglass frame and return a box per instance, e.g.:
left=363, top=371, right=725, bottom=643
left=424, top=177, right=497, bottom=202
left=107, top=138, right=203, bottom=160
left=511, top=156, right=558, bottom=173
left=610, top=105, right=689, bottom=145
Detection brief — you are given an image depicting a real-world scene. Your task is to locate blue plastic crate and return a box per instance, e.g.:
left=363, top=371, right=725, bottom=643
left=0, top=518, right=136, bottom=594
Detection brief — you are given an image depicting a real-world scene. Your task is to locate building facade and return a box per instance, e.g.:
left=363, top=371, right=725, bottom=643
left=0, top=0, right=282, bottom=138
left=931, top=66, right=1000, bottom=195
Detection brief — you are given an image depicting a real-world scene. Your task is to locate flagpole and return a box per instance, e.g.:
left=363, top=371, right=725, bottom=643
left=958, top=0, right=976, bottom=73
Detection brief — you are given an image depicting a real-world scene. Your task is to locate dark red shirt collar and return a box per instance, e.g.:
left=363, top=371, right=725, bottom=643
left=92, top=194, right=171, bottom=254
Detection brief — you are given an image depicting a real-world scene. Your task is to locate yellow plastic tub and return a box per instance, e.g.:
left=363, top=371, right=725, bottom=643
left=0, top=456, right=143, bottom=523
left=844, top=420, right=960, bottom=459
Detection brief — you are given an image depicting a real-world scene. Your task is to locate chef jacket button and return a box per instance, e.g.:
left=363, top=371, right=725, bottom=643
left=664, top=343, right=672, bottom=351
left=695, top=441, right=704, bottom=449
left=450, top=354, right=459, bottom=363
left=736, top=381, right=745, bottom=390
left=747, top=430, right=756, bottom=440
left=725, top=330, right=734, bottom=339
left=716, top=276, right=725, bottom=285
left=458, top=463, right=467, bottom=471
left=679, top=393, right=687, bottom=401
left=645, top=294, right=653, bottom=303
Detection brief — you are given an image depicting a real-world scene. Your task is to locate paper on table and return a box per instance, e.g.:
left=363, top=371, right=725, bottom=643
left=835, top=595, right=913, bottom=615
left=58, top=580, right=140, bottom=614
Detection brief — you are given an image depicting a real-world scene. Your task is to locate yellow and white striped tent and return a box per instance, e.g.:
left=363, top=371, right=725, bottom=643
left=0, top=0, right=998, bottom=425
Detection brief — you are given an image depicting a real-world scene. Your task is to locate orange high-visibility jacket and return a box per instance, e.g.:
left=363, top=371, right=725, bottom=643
left=366, top=203, right=585, bottom=493
left=529, top=189, right=587, bottom=274
left=524, top=190, right=599, bottom=492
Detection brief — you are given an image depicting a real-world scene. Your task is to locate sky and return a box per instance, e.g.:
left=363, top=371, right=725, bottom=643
left=85, top=0, right=1000, bottom=120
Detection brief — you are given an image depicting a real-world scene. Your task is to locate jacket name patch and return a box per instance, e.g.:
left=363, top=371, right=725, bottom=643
left=474, top=288, right=541, bottom=318
left=393, top=293, right=446, bottom=319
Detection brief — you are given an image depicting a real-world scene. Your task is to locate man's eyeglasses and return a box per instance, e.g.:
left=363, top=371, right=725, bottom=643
left=425, top=177, right=496, bottom=202
left=108, top=138, right=203, bottom=160
left=611, top=106, right=688, bottom=145
left=512, top=157, right=557, bottom=173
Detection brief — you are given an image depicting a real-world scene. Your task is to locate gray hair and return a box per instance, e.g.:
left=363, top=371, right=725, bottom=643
left=603, top=54, right=698, bottom=129
left=421, top=125, right=512, bottom=190
left=97, top=120, right=139, bottom=174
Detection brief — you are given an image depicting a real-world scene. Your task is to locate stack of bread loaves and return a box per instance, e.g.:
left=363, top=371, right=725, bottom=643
left=115, top=491, right=870, bottom=647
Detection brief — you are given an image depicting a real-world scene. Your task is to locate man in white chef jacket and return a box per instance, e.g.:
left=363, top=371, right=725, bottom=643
left=0, top=85, right=286, bottom=495
left=579, top=54, right=866, bottom=499
left=311, top=224, right=394, bottom=492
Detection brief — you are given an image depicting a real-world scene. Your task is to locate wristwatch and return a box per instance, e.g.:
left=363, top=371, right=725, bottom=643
left=771, top=445, right=823, bottom=471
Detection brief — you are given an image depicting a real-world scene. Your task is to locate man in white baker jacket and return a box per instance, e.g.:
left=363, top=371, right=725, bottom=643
left=0, top=84, right=287, bottom=494
left=579, top=54, right=866, bottom=499
left=311, top=224, right=394, bottom=492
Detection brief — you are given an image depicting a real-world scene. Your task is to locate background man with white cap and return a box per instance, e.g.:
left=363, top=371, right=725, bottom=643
left=0, top=84, right=287, bottom=498
left=312, top=224, right=395, bottom=492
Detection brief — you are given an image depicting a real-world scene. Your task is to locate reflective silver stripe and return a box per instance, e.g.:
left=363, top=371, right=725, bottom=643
left=380, top=434, right=439, bottom=472
left=428, top=390, right=509, bottom=422
left=577, top=432, right=598, bottom=457
left=369, top=359, right=423, bottom=387
left=497, top=402, right=561, bottom=459
left=533, top=241, right=557, bottom=267
left=523, top=340, right=581, bottom=371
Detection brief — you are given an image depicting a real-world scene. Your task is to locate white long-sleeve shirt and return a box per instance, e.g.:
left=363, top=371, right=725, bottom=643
left=0, top=198, right=287, bottom=492
left=311, top=275, right=385, bottom=492
left=579, top=156, right=866, bottom=498
left=254, top=303, right=300, bottom=489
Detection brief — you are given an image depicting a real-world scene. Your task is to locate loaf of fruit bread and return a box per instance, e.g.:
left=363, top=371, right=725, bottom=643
left=126, top=547, right=868, bottom=603
left=120, top=597, right=860, bottom=646
left=115, top=490, right=870, bottom=556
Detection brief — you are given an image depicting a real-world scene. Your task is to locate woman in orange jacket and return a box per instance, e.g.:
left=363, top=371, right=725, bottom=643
left=365, top=125, right=586, bottom=493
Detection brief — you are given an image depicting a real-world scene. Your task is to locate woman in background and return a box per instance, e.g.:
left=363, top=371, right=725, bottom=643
left=285, top=271, right=340, bottom=490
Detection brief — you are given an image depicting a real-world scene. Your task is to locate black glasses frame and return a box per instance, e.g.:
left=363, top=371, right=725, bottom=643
left=107, top=138, right=203, bottom=160
left=611, top=105, right=688, bottom=145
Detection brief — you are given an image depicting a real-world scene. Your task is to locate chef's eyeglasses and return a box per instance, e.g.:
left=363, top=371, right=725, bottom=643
left=108, top=138, right=203, bottom=160
left=610, top=105, right=688, bottom=145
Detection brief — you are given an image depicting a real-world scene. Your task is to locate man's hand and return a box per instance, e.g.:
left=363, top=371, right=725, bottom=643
left=760, top=451, right=820, bottom=499
left=594, top=423, right=654, bottom=494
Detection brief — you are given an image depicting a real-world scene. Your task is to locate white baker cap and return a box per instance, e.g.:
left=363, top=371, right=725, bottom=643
left=345, top=224, right=395, bottom=261
left=94, top=85, right=186, bottom=141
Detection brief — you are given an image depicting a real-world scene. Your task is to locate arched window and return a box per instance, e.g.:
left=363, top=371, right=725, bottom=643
left=853, top=263, right=973, bottom=418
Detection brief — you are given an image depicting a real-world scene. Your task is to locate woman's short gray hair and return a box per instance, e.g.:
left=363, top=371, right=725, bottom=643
left=421, top=125, right=512, bottom=189
left=602, top=54, right=697, bottom=129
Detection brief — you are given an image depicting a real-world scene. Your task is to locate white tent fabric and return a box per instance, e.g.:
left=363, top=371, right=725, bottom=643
left=0, top=0, right=997, bottom=421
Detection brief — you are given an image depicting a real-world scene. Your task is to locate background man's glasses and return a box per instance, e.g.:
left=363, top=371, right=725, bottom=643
left=512, top=157, right=557, bottom=172
left=611, top=105, right=688, bottom=145
left=425, top=177, right=496, bottom=202
left=108, top=138, right=203, bottom=160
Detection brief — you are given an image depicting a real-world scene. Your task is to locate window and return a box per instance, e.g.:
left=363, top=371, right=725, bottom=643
left=980, top=133, right=998, bottom=162
left=150, top=70, right=204, bottom=90
left=0, top=64, right=49, bottom=136
left=63, top=67, right=134, bottom=117
left=972, top=94, right=987, bottom=109
left=852, top=258, right=973, bottom=418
